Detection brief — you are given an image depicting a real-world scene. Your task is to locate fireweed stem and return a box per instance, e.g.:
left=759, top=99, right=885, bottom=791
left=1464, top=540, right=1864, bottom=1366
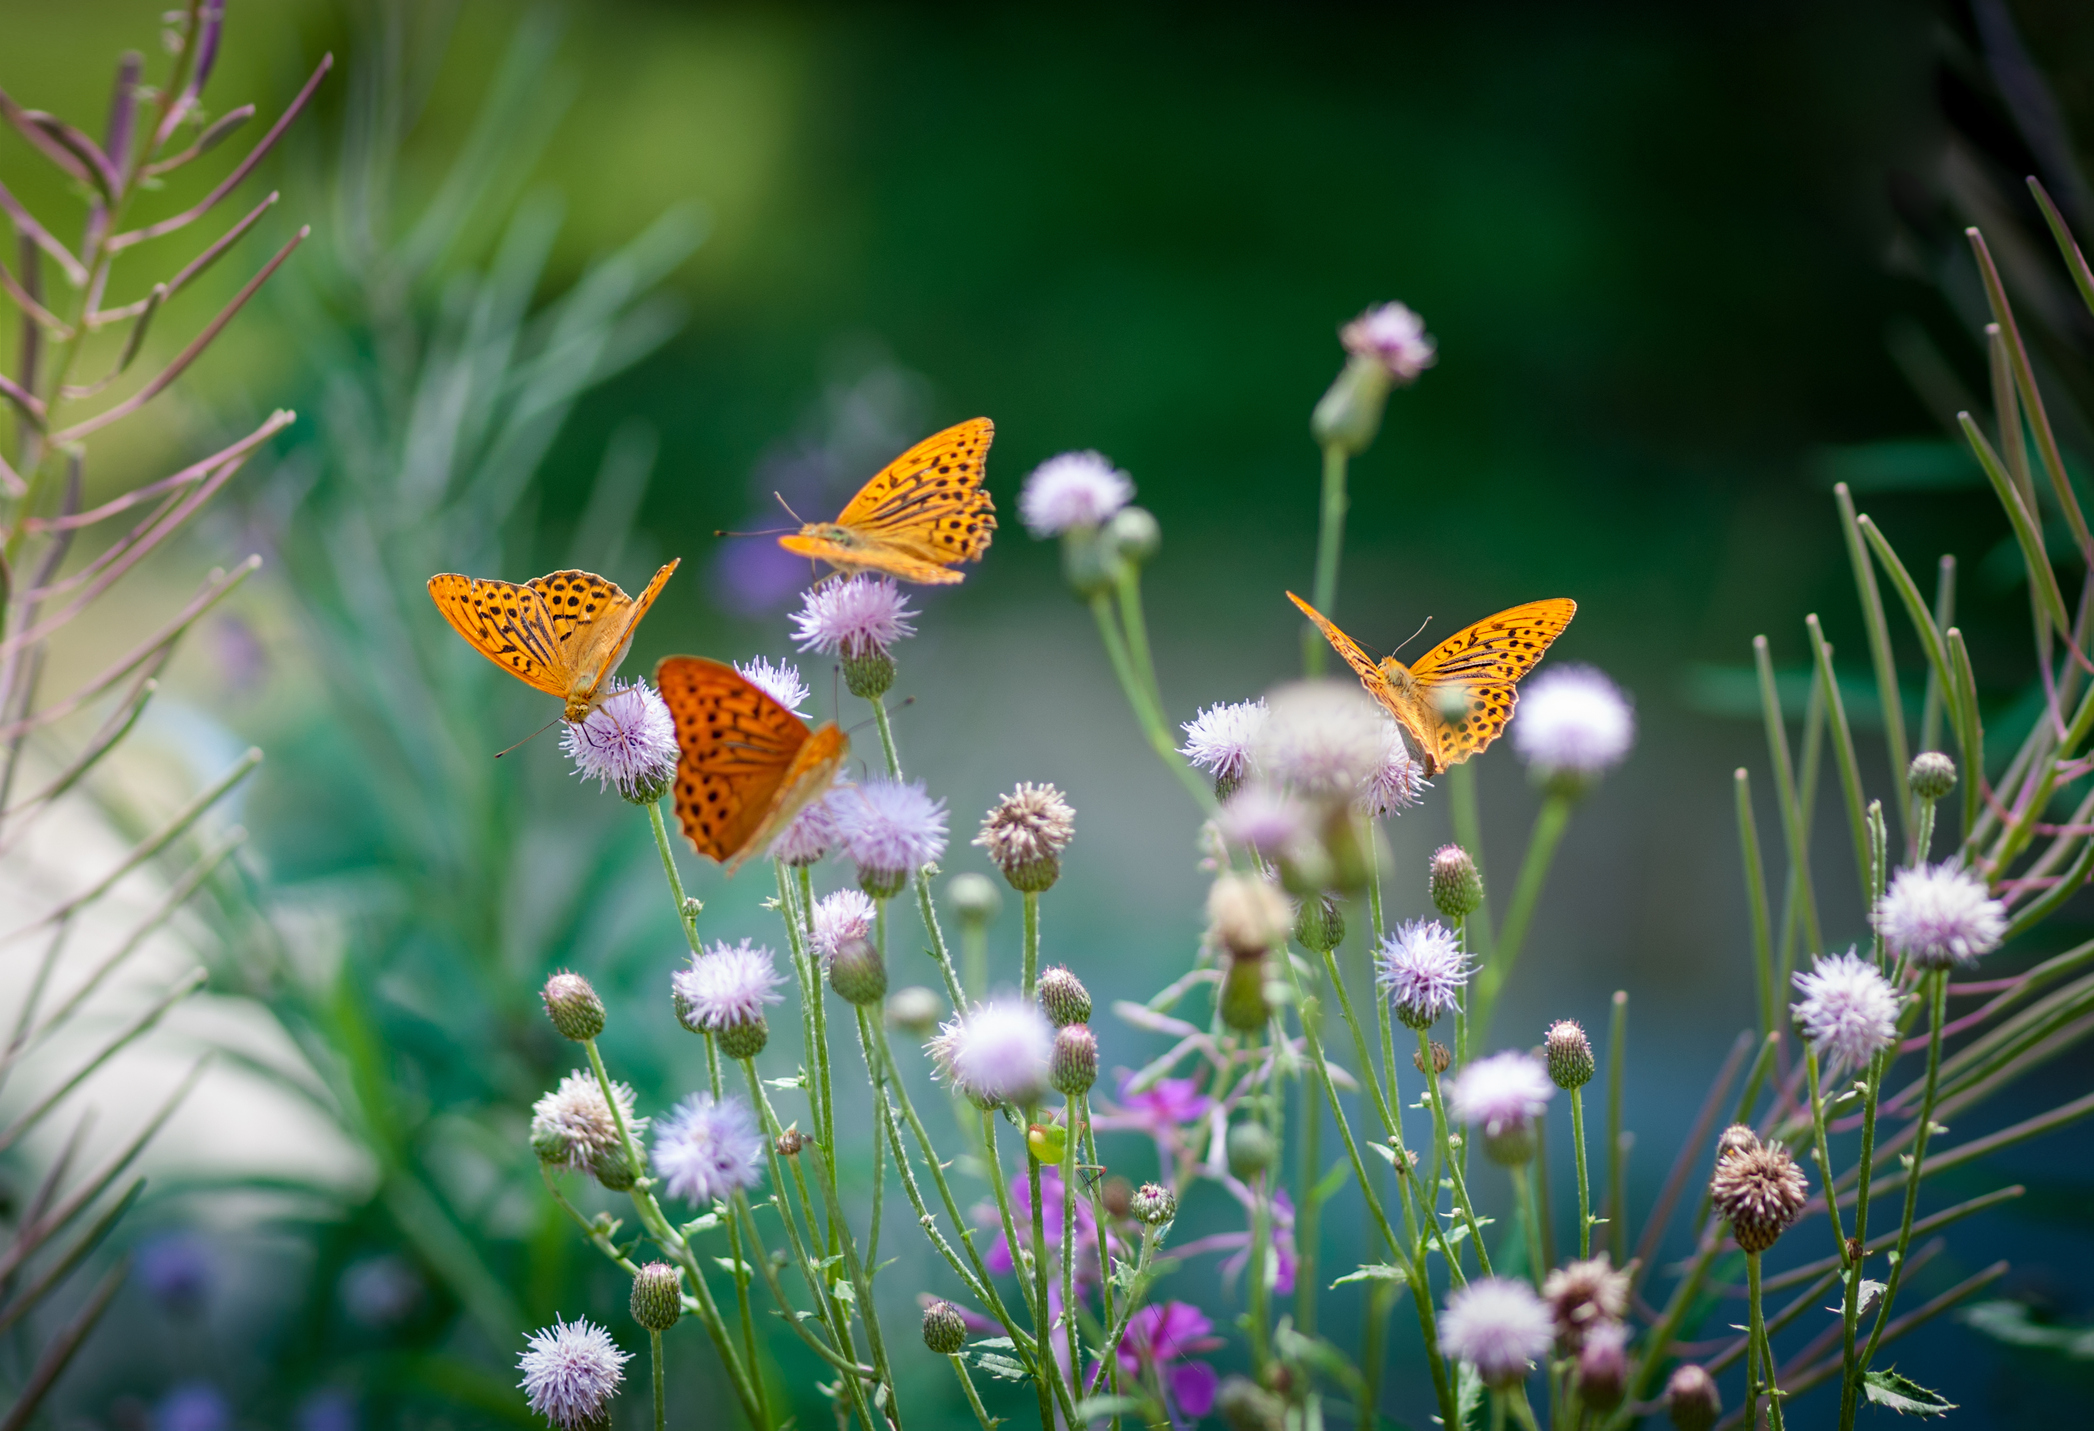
left=1304, top=442, right=1349, bottom=678
left=1086, top=589, right=1215, bottom=809
left=1856, top=972, right=1948, bottom=1386
left=1749, top=1251, right=1786, bottom=1431
left=1476, top=790, right=1572, bottom=1044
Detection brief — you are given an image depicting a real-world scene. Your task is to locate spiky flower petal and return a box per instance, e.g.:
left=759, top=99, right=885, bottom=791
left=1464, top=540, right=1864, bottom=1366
left=518, top=1317, right=629, bottom=1430
left=1439, top=1277, right=1552, bottom=1389
left=651, top=1093, right=765, bottom=1205
left=562, top=680, right=678, bottom=804
left=733, top=656, right=811, bottom=716
left=927, top=996, right=1054, bottom=1107
left=1871, top=863, right=2006, bottom=969
left=1790, top=949, right=1901, bottom=1074
left=1020, top=452, right=1134, bottom=536
left=1375, top=919, right=1470, bottom=1030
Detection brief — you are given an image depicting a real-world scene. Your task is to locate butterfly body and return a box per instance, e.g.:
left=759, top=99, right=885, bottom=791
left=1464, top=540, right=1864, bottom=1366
left=428, top=561, right=679, bottom=721
left=655, top=656, right=849, bottom=872
left=775, top=417, right=996, bottom=585
left=1289, top=591, right=1576, bottom=777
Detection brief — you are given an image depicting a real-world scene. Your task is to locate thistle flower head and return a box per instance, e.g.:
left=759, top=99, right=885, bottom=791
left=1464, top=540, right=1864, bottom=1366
left=1131, top=1182, right=1178, bottom=1224
left=1037, top=966, right=1092, bottom=1026
left=1709, top=1140, right=1808, bottom=1253
left=1438, top=1276, right=1553, bottom=1389
left=1180, top=699, right=1268, bottom=795
left=1207, top=872, right=1292, bottom=958
left=732, top=656, right=811, bottom=717
left=530, top=1072, right=644, bottom=1176
left=562, top=680, right=678, bottom=804
left=1545, top=1019, right=1596, bottom=1090
left=1215, top=781, right=1314, bottom=860
left=1052, top=1024, right=1099, bottom=1096
left=518, top=1317, right=629, bottom=1430
left=1357, top=720, right=1426, bottom=817
left=1020, top=451, right=1134, bottom=536
left=1909, top=750, right=1957, bottom=802
left=790, top=575, right=916, bottom=659
left=1577, top=1321, right=1629, bottom=1412
left=927, top=996, right=1055, bottom=1107
left=1429, top=843, right=1485, bottom=919
left=629, top=1263, right=682, bottom=1332
left=827, top=937, right=887, bottom=1006
left=1542, top=1254, right=1629, bottom=1353
left=1446, top=1050, right=1554, bottom=1164
left=541, top=971, right=605, bottom=1042
left=833, top=779, right=948, bottom=894
left=1791, top=949, right=1901, bottom=1074
left=1665, top=1363, right=1721, bottom=1431
left=1871, top=862, right=2006, bottom=969
left=651, top=1092, right=765, bottom=1205
left=1254, top=681, right=1387, bottom=800
left=1341, top=302, right=1437, bottom=383
left=809, top=889, right=878, bottom=962
left=1375, top=919, right=1470, bottom=1030
left=672, top=940, right=785, bottom=1034
left=770, top=789, right=840, bottom=866
left=922, top=1300, right=968, bottom=1355
left=1512, top=666, right=1635, bottom=787
left=974, top=782, right=1075, bottom=892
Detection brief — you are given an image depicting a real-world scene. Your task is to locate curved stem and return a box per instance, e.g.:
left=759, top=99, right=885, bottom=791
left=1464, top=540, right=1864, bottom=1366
left=1304, top=443, right=1349, bottom=677
left=1476, top=792, right=1572, bottom=1043
left=1856, top=973, right=1947, bottom=1378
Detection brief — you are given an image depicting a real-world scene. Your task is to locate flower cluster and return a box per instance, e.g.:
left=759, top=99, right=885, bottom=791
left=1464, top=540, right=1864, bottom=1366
left=562, top=680, right=678, bottom=803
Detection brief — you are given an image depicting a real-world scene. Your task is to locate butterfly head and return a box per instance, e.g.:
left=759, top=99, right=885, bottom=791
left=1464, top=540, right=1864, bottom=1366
left=799, top=521, right=858, bottom=548
left=563, top=691, right=600, bottom=723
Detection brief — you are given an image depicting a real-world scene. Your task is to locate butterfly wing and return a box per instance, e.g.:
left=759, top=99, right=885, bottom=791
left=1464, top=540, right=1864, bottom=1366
left=1287, top=591, right=1439, bottom=758
left=428, top=573, right=576, bottom=697
left=656, top=656, right=849, bottom=871
left=529, top=560, right=679, bottom=707
left=779, top=418, right=996, bottom=583
left=1406, top=598, right=1577, bottom=768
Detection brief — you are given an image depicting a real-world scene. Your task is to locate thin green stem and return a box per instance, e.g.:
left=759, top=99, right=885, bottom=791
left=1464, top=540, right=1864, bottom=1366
left=1419, top=1028, right=1491, bottom=1277
left=646, top=800, right=702, bottom=954
left=650, top=1328, right=666, bottom=1431
left=1088, top=590, right=1214, bottom=808
left=1305, top=443, right=1349, bottom=677
left=1605, top=990, right=1628, bottom=1266
left=1857, top=973, right=1948, bottom=1377
left=1838, top=1044, right=1886, bottom=1430
left=1077, top=1100, right=1124, bottom=1430
left=1448, top=765, right=1496, bottom=967
left=1512, top=1162, right=1545, bottom=1289
left=989, top=1112, right=1064, bottom=1431
left=1478, top=792, right=1572, bottom=1042
left=949, top=1354, right=999, bottom=1431
left=1570, top=1086, right=1592, bottom=1259
left=1116, top=559, right=1165, bottom=720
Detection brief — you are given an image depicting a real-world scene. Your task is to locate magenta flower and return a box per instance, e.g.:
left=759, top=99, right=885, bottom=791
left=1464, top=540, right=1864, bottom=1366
left=1113, top=1302, right=1222, bottom=1418
left=1115, top=1074, right=1211, bottom=1133
left=983, top=1168, right=1108, bottom=1280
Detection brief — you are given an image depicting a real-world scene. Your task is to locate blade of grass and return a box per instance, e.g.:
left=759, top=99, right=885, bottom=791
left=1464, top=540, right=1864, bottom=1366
left=1919, top=556, right=1955, bottom=754
left=1736, top=769, right=1776, bottom=1038
left=1756, top=635, right=1823, bottom=958
left=1806, top=615, right=1873, bottom=902
left=1960, top=414, right=2072, bottom=632
left=1835, top=485, right=1911, bottom=843
left=2029, top=177, right=2094, bottom=317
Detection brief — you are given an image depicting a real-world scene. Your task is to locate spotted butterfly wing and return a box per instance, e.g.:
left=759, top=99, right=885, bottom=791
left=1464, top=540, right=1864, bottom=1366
left=1406, top=598, right=1577, bottom=768
left=656, top=656, right=849, bottom=872
left=429, top=560, right=679, bottom=721
left=777, top=418, right=996, bottom=584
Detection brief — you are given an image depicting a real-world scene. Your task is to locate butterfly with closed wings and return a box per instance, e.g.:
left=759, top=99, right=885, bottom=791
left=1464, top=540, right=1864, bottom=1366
left=1289, top=591, right=1576, bottom=777
left=777, top=418, right=996, bottom=584
left=428, top=561, right=679, bottom=722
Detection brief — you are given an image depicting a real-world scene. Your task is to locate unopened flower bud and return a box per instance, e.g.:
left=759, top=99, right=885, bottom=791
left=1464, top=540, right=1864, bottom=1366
left=717, top=1014, right=769, bottom=1061
left=1061, top=526, right=1124, bottom=597
left=1311, top=354, right=1395, bottom=458
left=1106, top=505, right=1161, bottom=564
left=775, top=1128, right=805, bottom=1157
left=682, top=896, right=703, bottom=918
left=949, top=872, right=1002, bottom=924
left=1037, top=966, right=1092, bottom=1026
left=1131, top=1182, right=1177, bottom=1225
left=1226, top=1121, right=1278, bottom=1179
left=592, top=1141, right=639, bottom=1193
left=1051, top=1025, right=1098, bottom=1096
left=1909, top=751, right=1957, bottom=803
left=1293, top=895, right=1345, bottom=954
left=1715, top=1123, right=1760, bottom=1163
left=1429, top=845, right=1484, bottom=920
left=1219, top=956, right=1271, bottom=1032
left=1545, top=1020, right=1596, bottom=1090
left=827, top=936, right=887, bottom=1006
left=1665, top=1363, right=1721, bottom=1431
left=858, top=863, right=908, bottom=899
left=542, top=972, right=605, bottom=1042
left=1209, top=872, right=1290, bottom=959
left=1102, top=1176, right=1134, bottom=1219
left=922, top=1299, right=968, bottom=1355
left=1215, top=1375, right=1287, bottom=1431
left=843, top=650, right=896, bottom=700
left=885, top=985, right=945, bottom=1034
left=1413, top=1041, right=1452, bottom=1076
left=1576, top=1322, right=1627, bottom=1412
left=630, top=1262, right=682, bottom=1332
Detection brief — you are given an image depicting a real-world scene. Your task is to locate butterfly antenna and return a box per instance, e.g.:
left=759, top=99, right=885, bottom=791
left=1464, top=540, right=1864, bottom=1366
left=842, top=696, right=912, bottom=740
left=493, top=717, right=560, bottom=760
left=1390, top=616, right=1434, bottom=658
left=772, top=491, right=806, bottom=524
left=713, top=524, right=794, bottom=538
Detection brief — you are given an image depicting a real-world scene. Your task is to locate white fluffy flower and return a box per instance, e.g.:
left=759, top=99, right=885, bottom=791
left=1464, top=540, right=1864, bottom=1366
left=1340, top=302, right=1437, bottom=384
left=1439, top=1277, right=1552, bottom=1388
left=770, top=788, right=840, bottom=866
left=1357, top=719, right=1425, bottom=817
left=733, top=657, right=810, bottom=716
left=810, top=889, right=878, bottom=961
left=1446, top=1051, right=1555, bottom=1139
left=1019, top=451, right=1134, bottom=536
left=518, top=1317, right=630, bottom=1429
left=651, top=1093, right=766, bottom=1204
left=927, top=996, right=1055, bottom=1107
left=1215, top=781, right=1314, bottom=860
left=1511, top=666, right=1635, bottom=781
left=530, top=1072, right=644, bottom=1174
left=1872, top=863, right=2006, bottom=970
left=1792, top=949, right=1902, bottom=1074
left=1180, top=699, right=1267, bottom=787
left=561, top=680, right=678, bottom=801
left=672, top=940, right=785, bottom=1032
left=1253, top=681, right=1386, bottom=800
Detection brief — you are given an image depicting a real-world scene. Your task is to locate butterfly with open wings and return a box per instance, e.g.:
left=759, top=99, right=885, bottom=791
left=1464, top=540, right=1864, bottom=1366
left=777, top=418, right=997, bottom=584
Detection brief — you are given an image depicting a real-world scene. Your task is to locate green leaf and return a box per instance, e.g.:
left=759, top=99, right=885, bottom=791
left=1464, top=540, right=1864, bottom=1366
left=975, top=1352, right=1032, bottom=1383
left=1330, top=1263, right=1407, bottom=1290
left=1456, top=1361, right=1487, bottom=1431
left=765, top=1074, right=806, bottom=1090
left=1863, top=1368, right=1956, bottom=1416
left=970, top=1337, right=1016, bottom=1352
left=1962, top=1300, right=2094, bottom=1358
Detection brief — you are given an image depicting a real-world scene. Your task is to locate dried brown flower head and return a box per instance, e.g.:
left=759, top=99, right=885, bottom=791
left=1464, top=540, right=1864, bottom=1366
left=1541, top=1253, right=1629, bottom=1353
left=975, top=783, right=1076, bottom=891
left=1710, top=1140, right=1808, bottom=1254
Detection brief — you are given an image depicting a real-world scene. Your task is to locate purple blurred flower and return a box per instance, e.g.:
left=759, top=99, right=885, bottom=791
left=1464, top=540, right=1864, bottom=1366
left=1113, top=1302, right=1223, bottom=1418
left=1114, top=1074, right=1211, bottom=1133
left=983, top=1168, right=1109, bottom=1280
left=154, top=1383, right=229, bottom=1431
left=137, top=1231, right=213, bottom=1313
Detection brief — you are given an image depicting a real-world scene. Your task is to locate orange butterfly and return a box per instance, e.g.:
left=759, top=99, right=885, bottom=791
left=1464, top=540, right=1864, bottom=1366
left=428, top=561, right=678, bottom=722
left=655, top=656, right=849, bottom=872
left=777, top=418, right=996, bottom=584
left=1289, top=591, right=1576, bottom=777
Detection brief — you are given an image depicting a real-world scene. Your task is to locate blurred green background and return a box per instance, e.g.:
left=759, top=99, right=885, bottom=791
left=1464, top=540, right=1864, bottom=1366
left=13, top=0, right=2094, bottom=1427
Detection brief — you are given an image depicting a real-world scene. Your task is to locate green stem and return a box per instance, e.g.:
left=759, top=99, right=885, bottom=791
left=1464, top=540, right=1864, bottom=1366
left=988, top=1112, right=1064, bottom=1431
left=950, top=1354, right=999, bottom=1431
left=1296, top=1001, right=1323, bottom=1338
left=1570, top=1086, right=1592, bottom=1259
left=1116, top=558, right=1166, bottom=720
left=646, top=799, right=702, bottom=954
left=1022, top=890, right=1041, bottom=995
left=1448, top=763, right=1496, bottom=967
left=1604, top=991, right=1628, bottom=1266
left=1419, top=1028, right=1491, bottom=1277
left=1512, top=1162, right=1545, bottom=1289
left=1837, top=1046, right=1886, bottom=1431
left=650, top=1328, right=666, bottom=1431
left=1476, top=791, right=1572, bottom=1043
left=1088, top=589, right=1215, bottom=809
left=1078, top=1100, right=1124, bottom=1431
left=1856, top=973, right=1948, bottom=1378
left=1304, top=443, right=1350, bottom=677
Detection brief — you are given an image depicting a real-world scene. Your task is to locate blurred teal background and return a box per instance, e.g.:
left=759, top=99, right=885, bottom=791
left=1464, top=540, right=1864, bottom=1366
left=13, top=0, right=2094, bottom=1427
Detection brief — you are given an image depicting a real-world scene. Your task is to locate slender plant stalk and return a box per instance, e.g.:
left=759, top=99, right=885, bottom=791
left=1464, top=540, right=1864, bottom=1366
left=1605, top=990, right=1628, bottom=1265
left=650, top=1328, right=666, bottom=1431
left=1087, top=590, right=1214, bottom=807
left=1418, top=1028, right=1491, bottom=1276
left=1570, top=1085, right=1592, bottom=1259
left=1511, top=1162, right=1545, bottom=1288
left=1304, top=442, right=1349, bottom=677
left=1855, top=973, right=1948, bottom=1383
left=1477, top=790, right=1572, bottom=1041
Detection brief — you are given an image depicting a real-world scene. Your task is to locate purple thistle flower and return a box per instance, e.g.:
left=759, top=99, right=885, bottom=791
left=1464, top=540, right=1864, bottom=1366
left=733, top=656, right=810, bottom=716
left=927, top=996, right=1054, bottom=1107
left=1254, top=681, right=1386, bottom=799
left=1340, top=303, right=1437, bottom=384
left=809, top=889, right=878, bottom=961
left=1446, top=1051, right=1555, bottom=1141
left=153, top=1382, right=229, bottom=1431
left=1215, top=781, right=1314, bottom=860
left=1872, top=863, right=2006, bottom=970
left=517, top=1317, right=630, bottom=1430
left=672, top=940, right=785, bottom=1033
left=1020, top=451, right=1134, bottom=536
left=1791, top=949, right=1902, bottom=1074
left=1439, top=1277, right=1553, bottom=1388
left=137, top=1231, right=214, bottom=1313
left=560, top=680, right=678, bottom=803
left=1512, top=666, right=1635, bottom=781
left=1115, top=1074, right=1212, bottom=1133
left=771, top=788, right=840, bottom=866
left=651, top=1093, right=766, bottom=1205
left=791, top=576, right=916, bottom=659
left=1179, top=699, right=1267, bottom=788
left=1375, top=919, right=1470, bottom=1030
left=530, top=1072, right=645, bottom=1175
left=1358, top=720, right=1426, bottom=817
left=833, top=779, right=948, bottom=890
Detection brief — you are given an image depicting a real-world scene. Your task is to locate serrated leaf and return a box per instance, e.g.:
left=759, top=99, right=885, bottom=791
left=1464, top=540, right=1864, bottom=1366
left=1456, top=1361, right=1486, bottom=1431
left=830, top=1278, right=855, bottom=1304
left=1863, top=1367, right=1956, bottom=1416
left=1331, top=1263, right=1407, bottom=1289
left=1071, top=1396, right=1142, bottom=1422
left=975, top=1353, right=1032, bottom=1382
left=766, top=1074, right=807, bottom=1089
left=1829, top=1279, right=1887, bottom=1317
left=971, top=1337, right=1016, bottom=1351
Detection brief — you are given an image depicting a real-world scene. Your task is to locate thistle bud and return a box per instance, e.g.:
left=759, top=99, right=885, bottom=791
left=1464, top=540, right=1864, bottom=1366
left=842, top=650, right=896, bottom=700
left=682, top=896, right=703, bottom=919
left=1215, top=1376, right=1287, bottom=1431
left=922, top=1299, right=968, bottom=1355
left=1576, top=1322, right=1627, bottom=1412
left=1037, top=966, right=1092, bottom=1026
left=717, top=1014, right=769, bottom=1061
left=1061, top=526, right=1125, bottom=598
left=1131, top=1182, right=1177, bottom=1225
left=827, top=936, right=888, bottom=1006
left=592, top=1140, right=639, bottom=1193
left=630, top=1262, right=682, bottom=1332
left=949, top=872, right=1002, bottom=923
left=775, top=1127, right=805, bottom=1157
left=541, top=972, right=605, bottom=1042
left=1051, top=1025, right=1098, bottom=1096
left=1715, top=1123, right=1759, bottom=1163
left=1106, top=505, right=1161, bottom=565
left=858, top=863, right=908, bottom=899
left=1102, top=1176, right=1134, bottom=1219
left=1219, top=956, right=1271, bottom=1032
left=1293, top=895, right=1345, bottom=954
left=1209, top=873, right=1290, bottom=959
left=1545, top=1020, right=1596, bottom=1090
left=1226, top=1121, right=1278, bottom=1179
left=1909, top=750, right=1957, bottom=803
left=1311, top=354, right=1395, bottom=458
left=1413, top=1040, right=1452, bottom=1076
left=1665, top=1363, right=1720, bottom=1431
left=1428, top=845, right=1484, bottom=920
left=885, top=985, right=946, bottom=1034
